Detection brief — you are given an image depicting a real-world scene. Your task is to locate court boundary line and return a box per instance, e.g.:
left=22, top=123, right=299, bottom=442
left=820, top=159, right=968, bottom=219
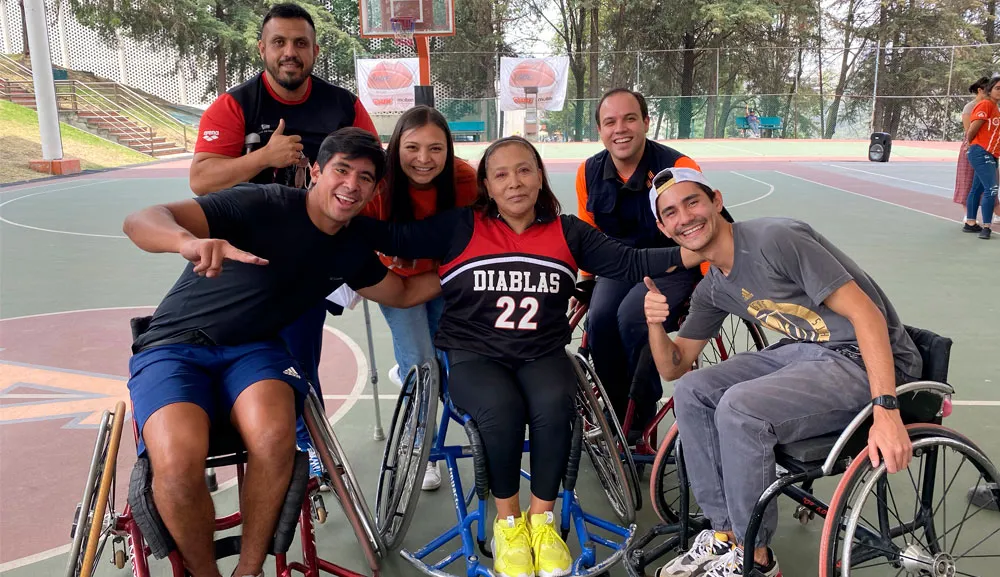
left=728, top=172, right=775, bottom=207
left=773, top=171, right=959, bottom=224
left=0, top=179, right=128, bottom=239
left=825, top=163, right=951, bottom=191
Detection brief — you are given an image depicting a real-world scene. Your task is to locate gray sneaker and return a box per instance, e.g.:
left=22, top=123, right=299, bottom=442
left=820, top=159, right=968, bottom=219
left=655, top=530, right=732, bottom=577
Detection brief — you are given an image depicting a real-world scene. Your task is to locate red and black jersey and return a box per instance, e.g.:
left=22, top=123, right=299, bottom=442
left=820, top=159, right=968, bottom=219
left=195, top=73, right=378, bottom=187
left=353, top=209, right=683, bottom=360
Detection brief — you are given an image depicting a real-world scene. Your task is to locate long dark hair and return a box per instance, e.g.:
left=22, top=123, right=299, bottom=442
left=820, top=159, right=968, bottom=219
left=384, top=105, right=457, bottom=222
left=473, top=136, right=561, bottom=219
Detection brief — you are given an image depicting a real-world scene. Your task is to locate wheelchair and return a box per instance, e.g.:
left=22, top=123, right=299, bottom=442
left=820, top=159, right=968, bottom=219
left=626, top=325, right=1000, bottom=577
left=65, top=316, right=386, bottom=577
left=373, top=353, right=638, bottom=576
left=566, top=296, right=769, bottom=514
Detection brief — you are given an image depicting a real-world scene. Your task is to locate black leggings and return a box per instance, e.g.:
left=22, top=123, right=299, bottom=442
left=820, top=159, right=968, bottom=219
left=447, top=348, right=577, bottom=501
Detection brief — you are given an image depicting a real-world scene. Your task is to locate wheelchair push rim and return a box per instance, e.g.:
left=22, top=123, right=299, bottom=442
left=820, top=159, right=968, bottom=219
left=699, top=316, right=768, bottom=368
left=303, top=391, right=387, bottom=570
left=820, top=424, right=1000, bottom=577
left=376, top=362, right=439, bottom=551
left=67, top=400, right=126, bottom=577
left=570, top=351, right=640, bottom=524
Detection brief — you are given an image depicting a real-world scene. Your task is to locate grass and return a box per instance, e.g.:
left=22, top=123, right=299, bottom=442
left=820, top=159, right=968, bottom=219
left=0, top=100, right=154, bottom=184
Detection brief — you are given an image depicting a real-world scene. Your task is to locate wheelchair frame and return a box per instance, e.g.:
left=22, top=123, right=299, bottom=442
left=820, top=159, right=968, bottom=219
left=626, top=344, right=1000, bottom=577
left=66, top=390, right=385, bottom=577
left=375, top=355, right=638, bottom=577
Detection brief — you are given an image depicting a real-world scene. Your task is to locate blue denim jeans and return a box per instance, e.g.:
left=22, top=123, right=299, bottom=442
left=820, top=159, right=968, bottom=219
left=965, top=144, right=998, bottom=225
left=379, top=296, right=445, bottom=376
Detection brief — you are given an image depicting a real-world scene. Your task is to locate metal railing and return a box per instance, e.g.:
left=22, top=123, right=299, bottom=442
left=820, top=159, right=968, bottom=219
left=0, top=54, right=195, bottom=152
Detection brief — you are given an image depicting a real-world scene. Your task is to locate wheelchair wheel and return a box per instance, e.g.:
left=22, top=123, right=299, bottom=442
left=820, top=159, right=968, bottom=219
left=376, top=362, right=439, bottom=550
left=303, top=391, right=386, bottom=570
left=66, top=401, right=126, bottom=577
left=649, top=423, right=701, bottom=525
left=819, top=424, right=1000, bottom=577
left=699, top=315, right=767, bottom=367
left=570, top=351, right=640, bottom=524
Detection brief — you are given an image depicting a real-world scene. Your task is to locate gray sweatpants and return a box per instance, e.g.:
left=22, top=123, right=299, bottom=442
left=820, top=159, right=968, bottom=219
left=673, top=342, right=871, bottom=547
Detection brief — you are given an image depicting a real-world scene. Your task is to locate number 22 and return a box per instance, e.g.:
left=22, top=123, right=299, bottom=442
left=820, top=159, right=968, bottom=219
left=495, top=296, right=539, bottom=330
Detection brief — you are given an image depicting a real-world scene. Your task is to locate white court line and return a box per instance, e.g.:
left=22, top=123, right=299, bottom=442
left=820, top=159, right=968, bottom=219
left=826, top=163, right=951, bottom=191
left=773, top=171, right=961, bottom=224
left=727, top=171, right=775, bottom=207
left=703, top=140, right=767, bottom=157
left=0, top=315, right=370, bottom=572
left=0, top=179, right=127, bottom=239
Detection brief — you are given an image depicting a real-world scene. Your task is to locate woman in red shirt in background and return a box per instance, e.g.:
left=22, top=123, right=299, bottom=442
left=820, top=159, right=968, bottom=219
left=362, top=105, right=478, bottom=490
left=963, top=76, right=1000, bottom=239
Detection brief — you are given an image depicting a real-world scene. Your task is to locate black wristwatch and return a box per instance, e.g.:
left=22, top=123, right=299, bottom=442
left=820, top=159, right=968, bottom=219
left=871, top=395, right=899, bottom=410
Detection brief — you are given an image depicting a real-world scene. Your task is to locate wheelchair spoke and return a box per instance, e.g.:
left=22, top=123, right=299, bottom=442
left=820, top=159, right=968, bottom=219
left=953, top=525, right=1000, bottom=561
left=945, top=472, right=986, bottom=556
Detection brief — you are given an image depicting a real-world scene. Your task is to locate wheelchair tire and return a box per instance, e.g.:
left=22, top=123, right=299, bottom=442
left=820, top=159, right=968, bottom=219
left=375, top=362, right=439, bottom=551
left=66, top=401, right=126, bottom=577
left=303, top=390, right=387, bottom=571
left=819, top=424, right=1000, bottom=577
left=649, top=423, right=701, bottom=525
left=699, top=315, right=767, bottom=367
left=570, top=351, right=640, bottom=524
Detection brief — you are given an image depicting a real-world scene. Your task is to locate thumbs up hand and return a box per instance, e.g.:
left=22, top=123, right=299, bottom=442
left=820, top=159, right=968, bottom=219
left=644, top=276, right=670, bottom=325
left=262, top=118, right=304, bottom=168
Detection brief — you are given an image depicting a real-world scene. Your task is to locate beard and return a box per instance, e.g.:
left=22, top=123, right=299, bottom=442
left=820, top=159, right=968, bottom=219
left=267, top=57, right=311, bottom=90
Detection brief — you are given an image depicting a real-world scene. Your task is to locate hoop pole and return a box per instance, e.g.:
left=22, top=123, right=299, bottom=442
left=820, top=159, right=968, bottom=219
left=416, top=35, right=430, bottom=85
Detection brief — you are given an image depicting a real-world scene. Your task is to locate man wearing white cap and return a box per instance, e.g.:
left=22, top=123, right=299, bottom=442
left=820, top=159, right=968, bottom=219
left=643, top=167, right=922, bottom=577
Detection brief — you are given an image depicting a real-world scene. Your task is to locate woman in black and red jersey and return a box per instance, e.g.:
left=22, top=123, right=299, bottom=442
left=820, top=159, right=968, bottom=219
left=355, top=136, right=696, bottom=577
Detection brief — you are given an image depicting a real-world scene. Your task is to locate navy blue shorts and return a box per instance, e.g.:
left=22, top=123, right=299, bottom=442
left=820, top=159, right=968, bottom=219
left=127, top=340, right=310, bottom=455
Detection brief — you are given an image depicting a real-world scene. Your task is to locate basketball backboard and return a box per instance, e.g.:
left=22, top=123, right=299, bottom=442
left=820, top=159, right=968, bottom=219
left=359, top=0, right=455, bottom=38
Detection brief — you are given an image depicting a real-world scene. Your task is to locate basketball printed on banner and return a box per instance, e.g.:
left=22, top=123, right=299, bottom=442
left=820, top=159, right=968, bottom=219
left=499, top=57, right=570, bottom=112
left=356, top=58, right=419, bottom=112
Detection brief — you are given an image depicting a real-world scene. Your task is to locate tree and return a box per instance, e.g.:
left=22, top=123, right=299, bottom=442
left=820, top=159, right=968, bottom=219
left=68, top=0, right=364, bottom=99
left=527, top=0, right=589, bottom=140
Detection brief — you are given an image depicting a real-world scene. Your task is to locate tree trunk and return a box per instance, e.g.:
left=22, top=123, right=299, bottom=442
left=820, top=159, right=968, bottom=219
left=987, top=0, right=997, bottom=43
left=215, top=2, right=227, bottom=95
left=573, top=69, right=586, bottom=141
left=677, top=32, right=696, bottom=139
left=589, top=3, right=599, bottom=98
left=823, top=0, right=857, bottom=138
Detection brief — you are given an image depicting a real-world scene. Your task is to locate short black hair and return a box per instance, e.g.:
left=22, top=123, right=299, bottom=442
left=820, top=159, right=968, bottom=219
left=987, top=76, right=1000, bottom=95
left=595, top=88, right=649, bottom=125
left=317, top=127, right=386, bottom=182
left=261, top=3, right=316, bottom=38
left=970, top=76, right=990, bottom=94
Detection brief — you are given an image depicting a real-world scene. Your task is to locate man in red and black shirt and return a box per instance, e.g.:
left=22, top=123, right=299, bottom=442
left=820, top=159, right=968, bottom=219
left=190, top=3, right=377, bottom=195
left=189, top=3, right=379, bottom=483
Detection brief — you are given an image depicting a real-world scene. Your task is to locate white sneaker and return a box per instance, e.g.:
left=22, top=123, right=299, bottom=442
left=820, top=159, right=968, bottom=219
left=703, top=547, right=781, bottom=577
left=655, top=530, right=732, bottom=577
left=422, top=461, right=442, bottom=490
left=388, top=364, right=403, bottom=387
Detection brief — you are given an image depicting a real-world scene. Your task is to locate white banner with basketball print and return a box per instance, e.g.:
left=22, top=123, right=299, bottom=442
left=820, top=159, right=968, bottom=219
left=356, top=58, right=419, bottom=112
left=498, top=57, right=570, bottom=112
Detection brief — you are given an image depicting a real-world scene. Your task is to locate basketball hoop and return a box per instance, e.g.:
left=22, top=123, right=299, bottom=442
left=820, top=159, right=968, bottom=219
left=390, top=17, right=416, bottom=47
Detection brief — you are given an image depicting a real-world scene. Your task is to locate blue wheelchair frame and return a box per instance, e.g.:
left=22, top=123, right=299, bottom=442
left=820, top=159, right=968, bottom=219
left=399, top=354, right=637, bottom=577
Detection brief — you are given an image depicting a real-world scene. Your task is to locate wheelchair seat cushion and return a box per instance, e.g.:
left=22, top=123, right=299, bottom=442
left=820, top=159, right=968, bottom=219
left=904, top=325, right=952, bottom=383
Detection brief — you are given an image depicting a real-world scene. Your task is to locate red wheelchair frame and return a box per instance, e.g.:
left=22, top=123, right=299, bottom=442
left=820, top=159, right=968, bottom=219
left=67, top=392, right=384, bottom=577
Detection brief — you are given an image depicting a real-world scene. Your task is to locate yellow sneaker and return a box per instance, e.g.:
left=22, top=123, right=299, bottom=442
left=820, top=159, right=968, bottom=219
left=492, top=514, right=535, bottom=577
left=529, top=511, right=572, bottom=577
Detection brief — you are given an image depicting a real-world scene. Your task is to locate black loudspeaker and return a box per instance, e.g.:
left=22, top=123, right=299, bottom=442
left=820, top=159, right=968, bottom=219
left=869, top=132, right=892, bottom=162
left=414, top=85, right=435, bottom=108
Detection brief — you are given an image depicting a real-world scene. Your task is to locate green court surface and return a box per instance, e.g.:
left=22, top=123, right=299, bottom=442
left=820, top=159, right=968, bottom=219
left=1, top=151, right=997, bottom=577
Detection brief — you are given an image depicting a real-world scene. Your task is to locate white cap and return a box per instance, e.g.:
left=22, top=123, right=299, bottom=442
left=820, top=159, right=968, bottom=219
left=648, top=167, right=713, bottom=219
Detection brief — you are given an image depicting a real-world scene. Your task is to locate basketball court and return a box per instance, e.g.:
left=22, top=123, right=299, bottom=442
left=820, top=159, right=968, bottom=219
left=1, top=138, right=999, bottom=576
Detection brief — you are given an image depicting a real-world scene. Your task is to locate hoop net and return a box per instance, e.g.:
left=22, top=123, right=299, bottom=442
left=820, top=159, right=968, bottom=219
left=390, top=17, right=416, bottom=47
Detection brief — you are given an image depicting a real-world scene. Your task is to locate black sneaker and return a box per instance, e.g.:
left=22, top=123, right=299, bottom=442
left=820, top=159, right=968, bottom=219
left=980, top=227, right=992, bottom=239
left=963, top=223, right=983, bottom=233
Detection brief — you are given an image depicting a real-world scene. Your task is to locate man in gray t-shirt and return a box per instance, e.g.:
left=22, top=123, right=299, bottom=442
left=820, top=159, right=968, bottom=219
left=644, top=168, right=922, bottom=577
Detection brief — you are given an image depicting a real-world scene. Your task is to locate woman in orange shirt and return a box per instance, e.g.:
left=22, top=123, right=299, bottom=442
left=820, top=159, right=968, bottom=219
left=361, top=105, right=478, bottom=489
left=964, top=76, right=1000, bottom=239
